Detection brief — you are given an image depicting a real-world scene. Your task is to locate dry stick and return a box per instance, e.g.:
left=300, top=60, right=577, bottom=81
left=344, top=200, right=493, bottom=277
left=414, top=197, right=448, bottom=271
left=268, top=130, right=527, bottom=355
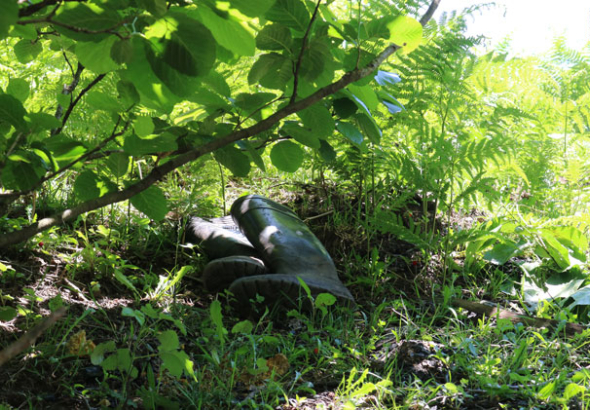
left=0, top=307, right=67, bottom=368
left=451, top=299, right=586, bottom=336
left=0, top=0, right=441, bottom=248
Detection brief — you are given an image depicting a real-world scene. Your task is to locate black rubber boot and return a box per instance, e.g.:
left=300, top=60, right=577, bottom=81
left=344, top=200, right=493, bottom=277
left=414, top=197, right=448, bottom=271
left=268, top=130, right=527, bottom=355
left=185, top=216, right=266, bottom=291
left=228, top=195, right=355, bottom=310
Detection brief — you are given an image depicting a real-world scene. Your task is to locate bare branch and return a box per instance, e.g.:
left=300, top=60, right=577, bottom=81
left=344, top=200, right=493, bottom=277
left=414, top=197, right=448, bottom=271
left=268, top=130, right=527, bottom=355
left=420, top=0, right=442, bottom=26
left=290, top=0, right=323, bottom=104
left=0, top=307, right=67, bottom=368
left=54, top=61, right=84, bottom=124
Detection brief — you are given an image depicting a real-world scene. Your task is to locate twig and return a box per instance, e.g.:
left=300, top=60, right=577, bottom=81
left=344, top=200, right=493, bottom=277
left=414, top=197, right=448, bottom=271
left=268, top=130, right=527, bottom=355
left=290, top=0, right=323, bottom=104
left=0, top=307, right=67, bottom=368
left=55, top=73, right=106, bottom=135
left=451, top=299, right=586, bottom=336
left=303, top=210, right=334, bottom=222
left=18, top=17, right=131, bottom=40
left=53, top=61, right=84, bottom=125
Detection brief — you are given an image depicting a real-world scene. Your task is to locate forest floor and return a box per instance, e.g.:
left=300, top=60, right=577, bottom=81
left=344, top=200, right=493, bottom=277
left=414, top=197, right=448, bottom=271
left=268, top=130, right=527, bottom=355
left=0, top=187, right=588, bottom=409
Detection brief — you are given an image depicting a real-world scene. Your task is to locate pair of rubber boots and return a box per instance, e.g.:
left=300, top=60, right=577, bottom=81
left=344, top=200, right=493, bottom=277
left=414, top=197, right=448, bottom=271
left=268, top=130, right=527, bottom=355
left=187, top=195, right=355, bottom=312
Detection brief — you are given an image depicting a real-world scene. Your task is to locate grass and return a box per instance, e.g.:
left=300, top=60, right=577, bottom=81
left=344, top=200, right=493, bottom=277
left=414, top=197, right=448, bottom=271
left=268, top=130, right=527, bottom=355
left=0, top=185, right=589, bottom=409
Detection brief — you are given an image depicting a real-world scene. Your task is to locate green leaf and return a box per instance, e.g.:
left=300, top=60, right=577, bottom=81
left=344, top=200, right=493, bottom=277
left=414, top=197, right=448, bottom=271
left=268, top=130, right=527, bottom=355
left=106, top=152, right=131, bottom=178
left=484, top=242, right=519, bottom=265
left=76, top=37, right=120, bottom=74
left=116, top=80, right=140, bottom=108
left=256, top=24, right=292, bottom=51
left=209, top=300, right=227, bottom=343
left=297, top=104, right=334, bottom=139
left=74, top=170, right=101, bottom=201
left=540, top=229, right=571, bottom=270
left=10, top=24, right=37, bottom=40
left=266, top=0, right=310, bottom=32
left=25, top=112, right=61, bottom=131
left=122, top=37, right=180, bottom=112
left=110, top=39, right=134, bottom=64
left=133, top=116, right=155, bottom=138
left=14, top=40, right=43, bottom=64
left=230, top=0, right=276, bottom=17
left=146, top=13, right=216, bottom=77
left=158, top=330, right=180, bottom=352
left=86, top=91, right=124, bottom=113
left=123, top=132, right=178, bottom=156
left=6, top=78, right=30, bottom=103
left=114, top=269, right=140, bottom=297
left=91, top=341, right=116, bottom=365
left=270, top=141, right=304, bottom=172
left=281, top=121, right=320, bottom=149
left=54, top=3, right=121, bottom=42
left=355, top=113, right=381, bottom=144
left=194, top=6, right=255, bottom=56
left=231, top=320, right=254, bottom=334
left=563, top=383, right=585, bottom=400
left=214, top=146, right=251, bottom=177
left=142, top=0, right=168, bottom=17
left=333, top=98, right=358, bottom=119
left=248, top=53, right=292, bottom=90
left=130, top=186, right=169, bottom=221
left=1, top=154, right=44, bottom=190
left=0, top=0, right=18, bottom=40
left=160, top=350, right=191, bottom=378
left=0, top=307, right=17, bottom=322
left=234, top=92, right=277, bottom=111
left=537, top=381, right=556, bottom=400
left=315, top=293, right=336, bottom=308
left=122, top=307, right=145, bottom=326
left=388, top=15, right=423, bottom=53
left=348, top=84, right=379, bottom=111
left=337, top=121, right=363, bottom=145
left=318, top=139, right=336, bottom=162
left=240, top=141, right=266, bottom=172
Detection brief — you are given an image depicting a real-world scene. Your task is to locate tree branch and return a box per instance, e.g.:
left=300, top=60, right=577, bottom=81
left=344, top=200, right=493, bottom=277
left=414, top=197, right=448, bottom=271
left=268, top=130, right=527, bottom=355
left=53, top=61, right=84, bottom=126
left=0, top=0, right=441, bottom=247
left=420, top=0, right=441, bottom=26
left=290, top=0, right=323, bottom=104
left=18, top=0, right=80, bottom=18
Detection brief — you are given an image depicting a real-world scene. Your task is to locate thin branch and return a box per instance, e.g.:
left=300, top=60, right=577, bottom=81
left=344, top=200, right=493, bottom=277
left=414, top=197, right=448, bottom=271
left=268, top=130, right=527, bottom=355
left=420, top=0, right=441, bottom=26
left=18, top=17, right=131, bottom=40
left=18, top=0, right=79, bottom=18
left=54, top=73, right=106, bottom=135
left=53, top=62, right=84, bottom=125
left=0, top=307, right=67, bottom=367
left=0, top=0, right=441, bottom=247
left=290, top=0, right=323, bottom=104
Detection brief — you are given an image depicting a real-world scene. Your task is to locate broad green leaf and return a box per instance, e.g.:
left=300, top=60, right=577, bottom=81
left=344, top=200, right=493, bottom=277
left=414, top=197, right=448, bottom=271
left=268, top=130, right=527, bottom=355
left=160, top=350, right=192, bottom=378
left=563, top=383, right=585, bottom=400
left=333, top=98, right=358, bottom=119
left=123, top=132, right=178, bottom=156
left=14, top=40, right=43, bottom=64
left=355, top=113, right=381, bottom=144
left=348, top=84, right=379, bottom=111
left=239, top=140, right=266, bottom=172
left=256, top=24, right=292, bottom=51
left=266, top=0, right=310, bottom=32
left=318, top=139, right=336, bottom=162
left=86, top=91, right=124, bottom=112
left=76, top=37, right=120, bottom=74
left=1, top=154, right=44, bottom=191
left=106, top=152, right=131, bottom=178
left=110, top=39, right=134, bottom=64
left=116, top=80, right=140, bottom=108
left=281, top=121, right=320, bottom=149
left=214, top=146, right=251, bottom=177
left=300, top=39, right=331, bottom=82
left=540, top=229, right=571, bottom=270
left=248, top=53, right=292, bottom=90
left=231, top=0, right=276, bottom=17
left=74, top=170, right=101, bottom=201
left=297, top=104, right=334, bottom=139
left=194, top=6, right=255, bottom=56
left=122, top=307, right=145, bottom=325
left=0, top=307, right=17, bottom=322
left=270, top=141, right=303, bottom=172
left=337, top=121, right=363, bottom=145
left=54, top=3, right=121, bottom=42
left=234, top=92, right=277, bottom=111
left=158, top=330, right=180, bottom=352
left=26, top=112, right=61, bottom=131
left=90, top=341, right=116, bottom=365
left=375, top=70, right=402, bottom=86
left=569, top=287, right=590, bottom=308
left=9, top=24, right=37, bottom=40
left=7, top=78, right=30, bottom=103
left=122, top=37, right=180, bottom=112
left=45, top=134, right=87, bottom=162
left=315, top=293, right=336, bottom=308
left=130, top=186, right=169, bottom=221
left=209, top=300, right=227, bottom=343
left=388, top=15, right=423, bottom=53
left=0, top=0, right=18, bottom=40
left=483, top=242, right=519, bottom=265
left=382, top=100, right=402, bottom=114
left=231, top=320, right=254, bottom=334
left=142, top=0, right=168, bottom=17
left=133, top=116, right=155, bottom=138
left=537, top=381, right=556, bottom=400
